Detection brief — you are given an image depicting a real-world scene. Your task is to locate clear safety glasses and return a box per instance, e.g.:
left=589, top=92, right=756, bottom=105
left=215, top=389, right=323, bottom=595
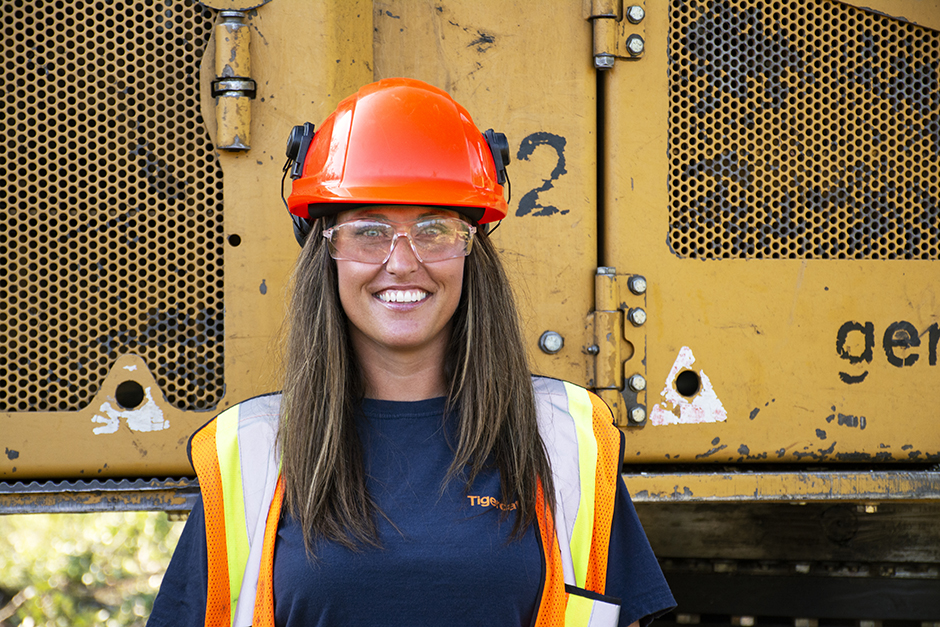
left=322, top=217, right=477, bottom=264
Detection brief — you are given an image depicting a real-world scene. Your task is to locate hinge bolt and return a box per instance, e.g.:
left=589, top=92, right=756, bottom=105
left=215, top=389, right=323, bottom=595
left=594, top=54, right=615, bottom=70
left=596, top=266, right=616, bottom=276
left=627, top=275, right=647, bottom=295
left=626, top=34, right=645, bottom=56
left=626, top=5, right=646, bottom=24
left=628, top=405, right=647, bottom=425
left=627, top=307, right=647, bottom=326
left=586, top=344, right=600, bottom=355
left=538, top=331, right=565, bottom=354
left=627, top=373, right=647, bottom=392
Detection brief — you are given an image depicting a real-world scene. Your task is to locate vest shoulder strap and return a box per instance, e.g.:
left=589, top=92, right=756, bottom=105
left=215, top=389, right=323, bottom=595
left=190, top=393, right=282, bottom=627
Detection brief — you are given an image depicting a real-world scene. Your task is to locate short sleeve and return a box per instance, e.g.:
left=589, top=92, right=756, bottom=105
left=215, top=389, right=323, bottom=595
left=604, top=452, right=676, bottom=626
left=147, top=497, right=209, bottom=627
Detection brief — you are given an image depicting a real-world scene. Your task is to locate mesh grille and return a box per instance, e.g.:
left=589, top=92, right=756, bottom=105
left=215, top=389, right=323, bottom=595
left=0, top=0, right=224, bottom=412
left=668, top=0, right=940, bottom=259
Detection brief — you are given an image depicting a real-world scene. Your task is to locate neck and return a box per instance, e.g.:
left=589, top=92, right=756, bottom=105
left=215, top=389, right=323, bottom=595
left=352, top=336, right=450, bottom=401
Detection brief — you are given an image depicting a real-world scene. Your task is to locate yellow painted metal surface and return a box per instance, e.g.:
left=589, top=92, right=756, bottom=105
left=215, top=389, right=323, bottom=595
left=624, top=471, right=940, bottom=502
left=1, top=0, right=372, bottom=480
left=602, top=1, right=940, bottom=463
left=372, top=1, right=599, bottom=387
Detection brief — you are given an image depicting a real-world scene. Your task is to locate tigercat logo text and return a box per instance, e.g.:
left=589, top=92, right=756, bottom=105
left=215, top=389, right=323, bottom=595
left=467, top=495, right=518, bottom=511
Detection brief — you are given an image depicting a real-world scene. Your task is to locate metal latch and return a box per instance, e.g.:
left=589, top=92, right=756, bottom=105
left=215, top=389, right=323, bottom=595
left=585, top=267, right=648, bottom=427
left=583, top=0, right=647, bottom=69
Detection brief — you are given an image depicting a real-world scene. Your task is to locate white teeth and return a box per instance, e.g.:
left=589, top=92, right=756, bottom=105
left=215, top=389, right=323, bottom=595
left=378, top=289, right=428, bottom=303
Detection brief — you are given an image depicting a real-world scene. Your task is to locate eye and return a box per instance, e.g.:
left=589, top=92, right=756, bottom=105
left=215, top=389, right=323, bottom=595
left=414, top=220, right=454, bottom=239
left=351, top=222, right=391, bottom=239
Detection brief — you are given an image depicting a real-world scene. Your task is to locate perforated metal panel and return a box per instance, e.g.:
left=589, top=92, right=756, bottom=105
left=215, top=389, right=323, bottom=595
left=668, top=0, right=940, bottom=259
left=0, top=0, right=224, bottom=412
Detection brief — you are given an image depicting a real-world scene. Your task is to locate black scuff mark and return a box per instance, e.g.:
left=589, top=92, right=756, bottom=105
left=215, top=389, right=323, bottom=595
left=634, top=490, right=649, bottom=499
left=749, top=408, right=760, bottom=420
left=260, top=279, right=267, bottom=295
left=909, top=450, right=923, bottom=460
left=696, top=444, right=728, bottom=459
left=672, top=486, right=694, bottom=498
left=775, top=448, right=786, bottom=458
left=816, top=429, right=827, bottom=440
left=902, top=444, right=913, bottom=450
left=793, top=441, right=837, bottom=461
left=468, top=30, right=496, bottom=53
left=711, top=437, right=721, bottom=445
left=738, top=444, right=750, bottom=455
left=384, top=10, right=400, bottom=18
left=5, top=448, right=19, bottom=460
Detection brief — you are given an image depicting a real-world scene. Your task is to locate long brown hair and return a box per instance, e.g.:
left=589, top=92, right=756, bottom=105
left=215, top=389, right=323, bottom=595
left=278, top=217, right=555, bottom=555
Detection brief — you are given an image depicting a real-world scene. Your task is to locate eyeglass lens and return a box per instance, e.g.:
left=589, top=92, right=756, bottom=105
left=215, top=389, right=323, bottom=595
left=325, top=218, right=474, bottom=263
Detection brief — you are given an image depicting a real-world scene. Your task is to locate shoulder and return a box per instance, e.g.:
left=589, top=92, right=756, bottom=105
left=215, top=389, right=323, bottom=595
left=187, top=392, right=283, bottom=467
left=531, top=375, right=617, bottom=431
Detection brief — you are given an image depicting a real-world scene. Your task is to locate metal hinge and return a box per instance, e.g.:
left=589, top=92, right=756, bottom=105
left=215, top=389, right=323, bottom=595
left=583, top=0, right=647, bottom=69
left=585, top=267, right=648, bottom=427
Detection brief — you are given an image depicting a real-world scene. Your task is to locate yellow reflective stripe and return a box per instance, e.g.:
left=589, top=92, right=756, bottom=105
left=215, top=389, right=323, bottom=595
left=215, top=404, right=249, bottom=625
left=563, top=380, right=597, bottom=588
left=564, top=592, right=594, bottom=627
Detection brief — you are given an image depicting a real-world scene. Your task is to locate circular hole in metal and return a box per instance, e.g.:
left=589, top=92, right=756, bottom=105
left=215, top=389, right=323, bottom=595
left=116, top=380, right=145, bottom=409
left=228, top=234, right=241, bottom=247
left=675, top=370, right=700, bottom=397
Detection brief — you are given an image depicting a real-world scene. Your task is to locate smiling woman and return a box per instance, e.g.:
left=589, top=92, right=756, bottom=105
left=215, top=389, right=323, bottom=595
left=148, top=78, right=675, bottom=627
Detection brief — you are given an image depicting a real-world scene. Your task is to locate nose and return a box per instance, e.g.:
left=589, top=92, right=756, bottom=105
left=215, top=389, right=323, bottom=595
left=384, top=232, right=421, bottom=273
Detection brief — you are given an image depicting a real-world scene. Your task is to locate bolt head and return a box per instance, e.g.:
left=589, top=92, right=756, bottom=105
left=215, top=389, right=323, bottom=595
left=628, top=275, right=647, bottom=294
left=538, top=331, right=564, bottom=354
left=627, top=373, right=647, bottom=392
left=626, top=5, right=646, bottom=24
left=586, top=344, right=600, bottom=356
left=626, top=34, right=645, bottom=56
left=594, top=54, right=615, bottom=70
left=628, top=307, right=647, bottom=326
left=628, top=405, right=647, bottom=424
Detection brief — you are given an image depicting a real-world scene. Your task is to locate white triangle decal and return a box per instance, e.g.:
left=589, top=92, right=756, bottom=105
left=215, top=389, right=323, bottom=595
left=649, top=346, right=728, bottom=425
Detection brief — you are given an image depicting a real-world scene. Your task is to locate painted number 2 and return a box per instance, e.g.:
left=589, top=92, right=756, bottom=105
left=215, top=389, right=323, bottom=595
left=515, top=132, right=568, bottom=217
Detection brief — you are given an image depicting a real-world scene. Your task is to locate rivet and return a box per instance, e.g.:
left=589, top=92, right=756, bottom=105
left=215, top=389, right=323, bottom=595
left=628, top=307, right=647, bottom=326
left=586, top=345, right=600, bottom=356
left=628, top=275, right=647, bottom=295
left=626, top=34, right=645, bottom=56
left=538, top=331, right=565, bottom=355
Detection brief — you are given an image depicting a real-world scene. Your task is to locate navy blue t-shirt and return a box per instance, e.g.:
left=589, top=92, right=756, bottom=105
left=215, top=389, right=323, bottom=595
left=148, top=397, right=674, bottom=626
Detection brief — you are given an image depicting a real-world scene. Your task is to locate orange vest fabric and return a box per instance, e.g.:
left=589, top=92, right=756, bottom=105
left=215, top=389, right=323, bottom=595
left=189, top=377, right=623, bottom=627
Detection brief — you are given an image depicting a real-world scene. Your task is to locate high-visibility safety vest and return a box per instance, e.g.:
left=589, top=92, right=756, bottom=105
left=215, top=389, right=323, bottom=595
left=190, top=376, right=624, bottom=627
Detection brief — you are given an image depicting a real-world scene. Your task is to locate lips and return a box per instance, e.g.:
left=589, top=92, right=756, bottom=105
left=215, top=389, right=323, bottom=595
left=376, top=289, right=429, bottom=304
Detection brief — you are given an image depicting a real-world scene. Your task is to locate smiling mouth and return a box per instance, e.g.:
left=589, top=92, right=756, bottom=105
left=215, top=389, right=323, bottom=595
left=377, top=289, right=429, bottom=304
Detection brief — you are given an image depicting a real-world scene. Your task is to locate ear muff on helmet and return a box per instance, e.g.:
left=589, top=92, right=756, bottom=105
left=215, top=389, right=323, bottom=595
left=282, top=122, right=316, bottom=246
left=282, top=78, right=511, bottom=247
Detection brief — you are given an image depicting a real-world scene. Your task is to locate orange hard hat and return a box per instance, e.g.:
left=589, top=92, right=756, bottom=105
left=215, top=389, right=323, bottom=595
left=285, top=78, right=509, bottom=232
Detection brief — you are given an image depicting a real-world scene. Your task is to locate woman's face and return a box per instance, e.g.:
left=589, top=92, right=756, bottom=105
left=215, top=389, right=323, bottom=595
left=333, top=205, right=466, bottom=362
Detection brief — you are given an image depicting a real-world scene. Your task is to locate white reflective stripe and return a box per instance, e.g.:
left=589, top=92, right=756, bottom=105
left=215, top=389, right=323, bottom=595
left=533, top=377, right=581, bottom=586
left=215, top=405, right=248, bottom=626
left=231, top=395, right=282, bottom=627
left=587, top=597, right=621, bottom=627
left=563, top=380, right=598, bottom=588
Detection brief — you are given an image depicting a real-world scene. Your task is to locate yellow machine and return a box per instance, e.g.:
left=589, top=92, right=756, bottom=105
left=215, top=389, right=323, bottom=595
left=2, top=0, right=939, bottom=620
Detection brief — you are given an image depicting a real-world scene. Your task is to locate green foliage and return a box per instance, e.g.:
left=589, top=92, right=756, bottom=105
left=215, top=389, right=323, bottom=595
left=0, top=511, right=186, bottom=627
